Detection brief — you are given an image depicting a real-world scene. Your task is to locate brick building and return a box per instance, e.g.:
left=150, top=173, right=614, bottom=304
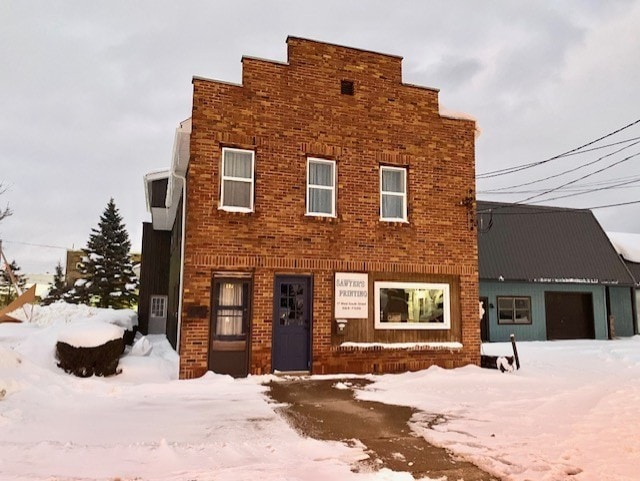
left=140, top=37, right=479, bottom=378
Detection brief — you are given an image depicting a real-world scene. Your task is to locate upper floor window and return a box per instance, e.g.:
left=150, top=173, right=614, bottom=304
left=306, top=158, right=336, bottom=217
left=220, top=147, right=254, bottom=212
left=380, top=166, right=407, bottom=222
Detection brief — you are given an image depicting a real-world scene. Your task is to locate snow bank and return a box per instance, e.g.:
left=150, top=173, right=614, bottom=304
left=8, top=302, right=138, bottom=330
left=607, top=231, right=640, bottom=263
left=57, top=320, right=124, bottom=348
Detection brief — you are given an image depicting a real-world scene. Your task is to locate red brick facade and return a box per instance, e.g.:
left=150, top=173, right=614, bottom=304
left=179, top=37, right=478, bottom=378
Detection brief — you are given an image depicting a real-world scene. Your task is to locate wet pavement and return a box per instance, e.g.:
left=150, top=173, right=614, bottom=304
left=268, top=379, right=499, bottom=480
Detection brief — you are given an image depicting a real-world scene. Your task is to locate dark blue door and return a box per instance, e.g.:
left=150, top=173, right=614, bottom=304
left=273, top=276, right=311, bottom=372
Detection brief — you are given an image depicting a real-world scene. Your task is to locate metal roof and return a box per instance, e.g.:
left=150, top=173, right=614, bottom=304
left=477, top=201, right=634, bottom=286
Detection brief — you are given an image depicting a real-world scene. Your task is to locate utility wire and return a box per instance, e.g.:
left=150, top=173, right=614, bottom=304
left=479, top=177, right=640, bottom=195
left=476, top=118, right=640, bottom=179
left=1, top=240, right=69, bottom=250
left=504, top=151, right=640, bottom=205
left=525, top=176, right=640, bottom=203
left=478, top=139, right=640, bottom=192
left=477, top=199, right=640, bottom=215
left=480, top=173, right=640, bottom=194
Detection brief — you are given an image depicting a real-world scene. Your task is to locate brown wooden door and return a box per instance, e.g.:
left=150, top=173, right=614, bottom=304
left=545, top=291, right=595, bottom=340
left=209, top=278, right=251, bottom=377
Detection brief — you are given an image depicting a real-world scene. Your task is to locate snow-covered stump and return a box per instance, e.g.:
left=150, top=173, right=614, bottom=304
left=56, top=321, right=125, bottom=377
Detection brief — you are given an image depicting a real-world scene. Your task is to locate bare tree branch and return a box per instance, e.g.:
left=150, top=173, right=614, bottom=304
left=0, top=182, right=12, bottom=223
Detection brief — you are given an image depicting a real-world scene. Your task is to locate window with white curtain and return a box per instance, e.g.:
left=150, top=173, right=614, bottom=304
left=214, top=280, right=249, bottom=338
left=220, top=148, right=255, bottom=212
left=306, top=158, right=336, bottom=217
left=380, top=166, right=407, bottom=222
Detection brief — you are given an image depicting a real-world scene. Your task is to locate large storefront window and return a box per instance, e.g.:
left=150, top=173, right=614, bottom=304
left=374, top=281, right=451, bottom=329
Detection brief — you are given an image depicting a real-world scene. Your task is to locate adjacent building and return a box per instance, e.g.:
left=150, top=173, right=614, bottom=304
left=140, top=37, right=479, bottom=378
left=477, top=201, right=637, bottom=342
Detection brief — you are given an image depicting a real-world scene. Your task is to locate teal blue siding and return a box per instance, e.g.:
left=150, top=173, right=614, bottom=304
left=609, top=287, right=635, bottom=337
left=479, top=281, right=608, bottom=342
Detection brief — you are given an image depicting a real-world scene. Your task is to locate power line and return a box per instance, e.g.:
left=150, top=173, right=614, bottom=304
left=477, top=199, right=640, bottom=215
left=508, top=151, right=640, bottom=205
left=479, top=177, right=640, bottom=195
left=476, top=118, right=640, bottom=179
left=1, top=240, right=70, bottom=250
left=477, top=139, right=640, bottom=192
left=525, top=176, right=640, bottom=203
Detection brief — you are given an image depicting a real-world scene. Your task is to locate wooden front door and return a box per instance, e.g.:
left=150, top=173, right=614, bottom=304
left=272, top=276, right=312, bottom=372
left=209, top=278, right=251, bottom=378
left=545, top=291, right=595, bottom=340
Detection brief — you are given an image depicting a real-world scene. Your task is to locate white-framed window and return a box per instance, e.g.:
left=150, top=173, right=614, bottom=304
left=306, top=158, right=336, bottom=217
left=497, top=296, right=531, bottom=324
left=380, top=166, right=407, bottom=222
left=150, top=295, right=168, bottom=319
left=220, top=147, right=255, bottom=212
left=374, top=281, right=451, bottom=330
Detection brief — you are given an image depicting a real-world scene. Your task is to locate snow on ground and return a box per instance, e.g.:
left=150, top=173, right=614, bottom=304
left=0, top=304, right=422, bottom=481
left=2, top=303, right=640, bottom=480
left=357, top=339, right=640, bottom=481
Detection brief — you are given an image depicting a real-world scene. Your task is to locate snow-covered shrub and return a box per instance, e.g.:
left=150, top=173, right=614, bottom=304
left=55, top=321, right=125, bottom=377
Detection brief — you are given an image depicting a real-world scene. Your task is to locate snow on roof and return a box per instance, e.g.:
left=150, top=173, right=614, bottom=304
left=439, top=105, right=481, bottom=138
left=607, top=231, right=640, bottom=263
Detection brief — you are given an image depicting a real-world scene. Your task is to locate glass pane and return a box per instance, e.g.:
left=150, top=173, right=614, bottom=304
left=515, top=310, right=530, bottom=323
left=219, top=282, right=243, bottom=307
left=382, top=169, right=405, bottom=193
left=223, top=150, right=252, bottom=178
left=309, top=188, right=332, bottom=214
left=515, top=298, right=529, bottom=309
left=216, top=309, right=243, bottom=336
left=498, top=309, right=514, bottom=322
left=309, top=161, right=333, bottom=186
left=498, top=298, right=513, bottom=310
left=382, top=194, right=403, bottom=219
left=223, top=180, right=251, bottom=208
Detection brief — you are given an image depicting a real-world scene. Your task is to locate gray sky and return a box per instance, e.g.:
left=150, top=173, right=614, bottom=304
left=2, top=0, right=640, bottom=274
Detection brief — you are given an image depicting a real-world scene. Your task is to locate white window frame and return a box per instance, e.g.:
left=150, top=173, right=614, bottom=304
left=220, top=147, right=255, bottom=213
left=374, top=281, right=451, bottom=330
left=379, top=166, right=408, bottom=222
left=306, top=157, right=336, bottom=217
left=150, top=295, right=168, bottom=318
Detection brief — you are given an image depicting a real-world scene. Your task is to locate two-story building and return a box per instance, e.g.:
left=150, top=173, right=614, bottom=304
left=139, top=37, right=479, bottom=378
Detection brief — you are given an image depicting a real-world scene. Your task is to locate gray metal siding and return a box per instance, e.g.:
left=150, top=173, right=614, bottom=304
left=477, top=202, right=634, bottom=286
left=480, top=281, right=607, bottom=342
left=609, top=286, right=635, bottom=337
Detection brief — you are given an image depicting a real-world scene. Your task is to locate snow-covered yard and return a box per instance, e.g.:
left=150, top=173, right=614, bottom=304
left=1, top=303, right=639, bottom=481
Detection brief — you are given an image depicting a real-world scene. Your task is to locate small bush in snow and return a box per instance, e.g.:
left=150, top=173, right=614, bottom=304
left=56, top=338, right=125, bottom=377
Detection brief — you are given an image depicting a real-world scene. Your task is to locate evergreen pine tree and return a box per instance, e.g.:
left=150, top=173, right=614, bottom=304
left=42, top=261, right=67, bottom=305
left=67, top=199, right=138, bottom=308
left=0, top=259, right=27, bottom=307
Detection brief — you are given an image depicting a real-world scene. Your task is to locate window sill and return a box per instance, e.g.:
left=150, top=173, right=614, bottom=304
left=303, top=213, right=341, bottom=224
left=380, top=218, right=409, bottom=224
left=218, top=206, right=254, bottom=215
left=335, top=341, right=463, bottom=351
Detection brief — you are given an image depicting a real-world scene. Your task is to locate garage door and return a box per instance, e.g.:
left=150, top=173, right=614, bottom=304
left=544, top=291, right=595, bottom=340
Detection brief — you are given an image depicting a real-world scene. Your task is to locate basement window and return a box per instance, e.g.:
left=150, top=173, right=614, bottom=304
left=340, top=80, right=354, bottom=95
left=374, top=281, right=451, bottom=330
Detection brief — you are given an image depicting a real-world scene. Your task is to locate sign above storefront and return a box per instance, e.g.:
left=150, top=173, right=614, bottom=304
left=335, top=273, right=369, bottom=318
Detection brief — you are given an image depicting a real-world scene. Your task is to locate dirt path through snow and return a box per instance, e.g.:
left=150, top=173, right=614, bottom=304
left=268, top=378, right=499, bottom=480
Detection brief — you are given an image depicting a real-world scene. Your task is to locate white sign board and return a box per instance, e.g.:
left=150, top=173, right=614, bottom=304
left=334, top=273, right=369, bottom=318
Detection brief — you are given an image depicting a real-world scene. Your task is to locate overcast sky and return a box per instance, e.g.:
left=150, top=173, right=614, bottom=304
left=2, top=0, right=640, bottom=274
